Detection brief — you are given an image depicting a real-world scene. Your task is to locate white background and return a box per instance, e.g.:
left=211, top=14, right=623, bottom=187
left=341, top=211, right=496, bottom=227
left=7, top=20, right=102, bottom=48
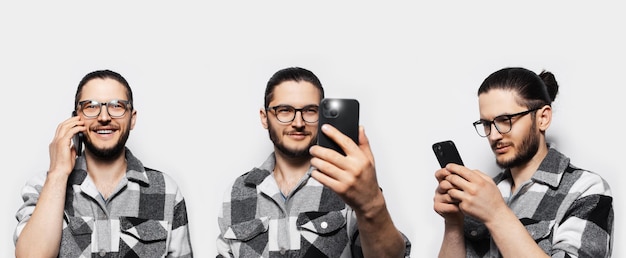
left=1, top=1, right=623, bottom=257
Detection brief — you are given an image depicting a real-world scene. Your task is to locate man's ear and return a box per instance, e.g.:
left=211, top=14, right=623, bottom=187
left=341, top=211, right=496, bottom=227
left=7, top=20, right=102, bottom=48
left=130, top=109, right=137, bottom=130
left=537, top=105, right=552, bottom=132
left=260, top=108, right=269, bottom=129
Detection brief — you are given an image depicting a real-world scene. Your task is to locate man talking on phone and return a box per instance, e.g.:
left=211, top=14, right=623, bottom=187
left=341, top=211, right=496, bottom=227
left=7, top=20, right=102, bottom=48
left=433, top=67, right=613, bottom=257
left=216, top=67, right=411, bottom=258
left=14, top=70, right=193, bottom=257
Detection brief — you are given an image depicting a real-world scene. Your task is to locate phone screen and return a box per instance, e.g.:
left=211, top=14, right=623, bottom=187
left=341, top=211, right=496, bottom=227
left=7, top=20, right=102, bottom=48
left=317, top=98, right=359, bottom=156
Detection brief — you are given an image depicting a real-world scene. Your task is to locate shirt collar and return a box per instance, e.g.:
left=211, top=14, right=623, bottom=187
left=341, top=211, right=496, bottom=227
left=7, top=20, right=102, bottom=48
left=244, top=152, right=314, bottom=186
left=497, top=145, right=570, bottom=188
left=69, top=147, right=150, bottom=186
left=124, top=148, right=150, bottom=185
left=531, top=146, right=570, bottom=188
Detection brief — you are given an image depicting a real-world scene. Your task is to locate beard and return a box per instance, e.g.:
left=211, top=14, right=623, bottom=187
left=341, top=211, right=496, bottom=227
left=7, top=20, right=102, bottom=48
left=495, top=121, right=540, bottom=169
left=84, top=125, right=130, bottom=161
left=267, top=122, right=316, bottom=159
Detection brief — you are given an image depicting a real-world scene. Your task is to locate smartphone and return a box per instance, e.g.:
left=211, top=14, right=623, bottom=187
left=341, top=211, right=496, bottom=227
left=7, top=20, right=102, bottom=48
left=71, top=111, right=83, bottom=156
left=432, top=140, right=464, bottom=167
left=317, top=98, right=359, bottom=156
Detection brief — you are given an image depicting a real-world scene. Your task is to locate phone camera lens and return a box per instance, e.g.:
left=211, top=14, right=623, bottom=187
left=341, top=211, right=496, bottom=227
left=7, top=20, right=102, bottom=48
left=323, top=100, right=332, bottom=110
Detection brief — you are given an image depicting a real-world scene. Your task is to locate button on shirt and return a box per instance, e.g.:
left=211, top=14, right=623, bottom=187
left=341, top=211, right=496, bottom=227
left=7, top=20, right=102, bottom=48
left=14, top=148, right=193, bottom=258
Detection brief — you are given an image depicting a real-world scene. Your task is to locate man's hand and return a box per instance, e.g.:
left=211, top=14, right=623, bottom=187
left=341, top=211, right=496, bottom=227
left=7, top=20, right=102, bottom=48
left=310, top=124, right=382, bottom=216
left=48, top=116, right=84, bottom=176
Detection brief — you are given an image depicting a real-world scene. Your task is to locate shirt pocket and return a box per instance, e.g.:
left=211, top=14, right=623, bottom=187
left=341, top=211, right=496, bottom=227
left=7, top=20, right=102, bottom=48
left=297, top=211, right=350, bottom=257
left=464, top=216, right=489, bottom=241
left=66, top=215, right=94, bottom=236
left=222, top=216, right=270, bottom=241
left=61, top=215, right=94, bottom=255
left=297, top=211, right=346, bottom=235
left=119, top=217, right=169, bottom=255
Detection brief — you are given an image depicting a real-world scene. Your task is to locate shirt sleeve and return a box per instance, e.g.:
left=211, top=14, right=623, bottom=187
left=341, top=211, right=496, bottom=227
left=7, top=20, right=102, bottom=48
left=216, top=181, right=235, bottom=258
left=166, top=183, right=194, bottom=257
left=347, top=208, right=412, bottom=258
left=551, top=171, right=613, bottom=257
left=13, top=173, right=47, bottom=245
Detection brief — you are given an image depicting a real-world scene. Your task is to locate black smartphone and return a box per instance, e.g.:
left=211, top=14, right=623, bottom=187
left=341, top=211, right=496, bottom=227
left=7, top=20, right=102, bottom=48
left=71, top=111, right=83, bottom=156
left=432, top=140, right=464, bottom=168
left=317, top=98, right=359, bottom=156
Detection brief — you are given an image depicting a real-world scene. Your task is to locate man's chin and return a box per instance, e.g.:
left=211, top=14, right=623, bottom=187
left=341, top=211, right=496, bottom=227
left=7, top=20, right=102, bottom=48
left=276, top=144, right=312, bottom=159
left=496, top=155, right=522, bottom=169
left=285, top=149, right=311, bottom=158
left=85, top=143, right=125, bottom=160
left=495, top=154, right=511, bottom=168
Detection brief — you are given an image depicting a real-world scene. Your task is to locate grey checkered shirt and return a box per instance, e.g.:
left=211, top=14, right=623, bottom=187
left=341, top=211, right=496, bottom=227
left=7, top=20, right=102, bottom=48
left=14, top=148, right=193, bottom=258
left=216, top=153, right=411, bottom=258
left=464, top=146, right=613, bottom=257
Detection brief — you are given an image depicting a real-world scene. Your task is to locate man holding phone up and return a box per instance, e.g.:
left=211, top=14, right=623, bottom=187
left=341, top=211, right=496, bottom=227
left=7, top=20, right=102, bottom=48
left=216, top=67, right=411, bottom=258
left=433, top=67, right=613, bottom=257
left=14, top=70, right=193, bottom=257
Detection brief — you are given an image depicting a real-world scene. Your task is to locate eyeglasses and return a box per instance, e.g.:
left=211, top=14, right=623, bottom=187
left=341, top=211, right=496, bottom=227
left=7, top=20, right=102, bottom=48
left=77, top=99, right=132, bottom=118
left=472, top=108, right=540, bottom=137
left=267, top=104, right=319, bottom=123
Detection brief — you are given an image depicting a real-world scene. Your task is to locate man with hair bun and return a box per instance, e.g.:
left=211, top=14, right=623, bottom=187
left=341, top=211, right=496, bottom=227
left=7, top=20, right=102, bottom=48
left=434, top=67, right=613, bottom=257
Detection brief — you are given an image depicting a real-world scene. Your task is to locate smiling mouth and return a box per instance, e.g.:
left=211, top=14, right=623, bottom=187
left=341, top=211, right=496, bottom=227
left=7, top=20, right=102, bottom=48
left=94, top=128, right=116, bottom=134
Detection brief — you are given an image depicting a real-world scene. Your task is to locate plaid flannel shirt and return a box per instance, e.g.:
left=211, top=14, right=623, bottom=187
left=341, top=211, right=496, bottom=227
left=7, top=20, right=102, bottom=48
left=464, top=146, right=613, bottom=257
left=14, top=148, right=193, bottom=258
left=216, top=153, right=411, bottom=258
